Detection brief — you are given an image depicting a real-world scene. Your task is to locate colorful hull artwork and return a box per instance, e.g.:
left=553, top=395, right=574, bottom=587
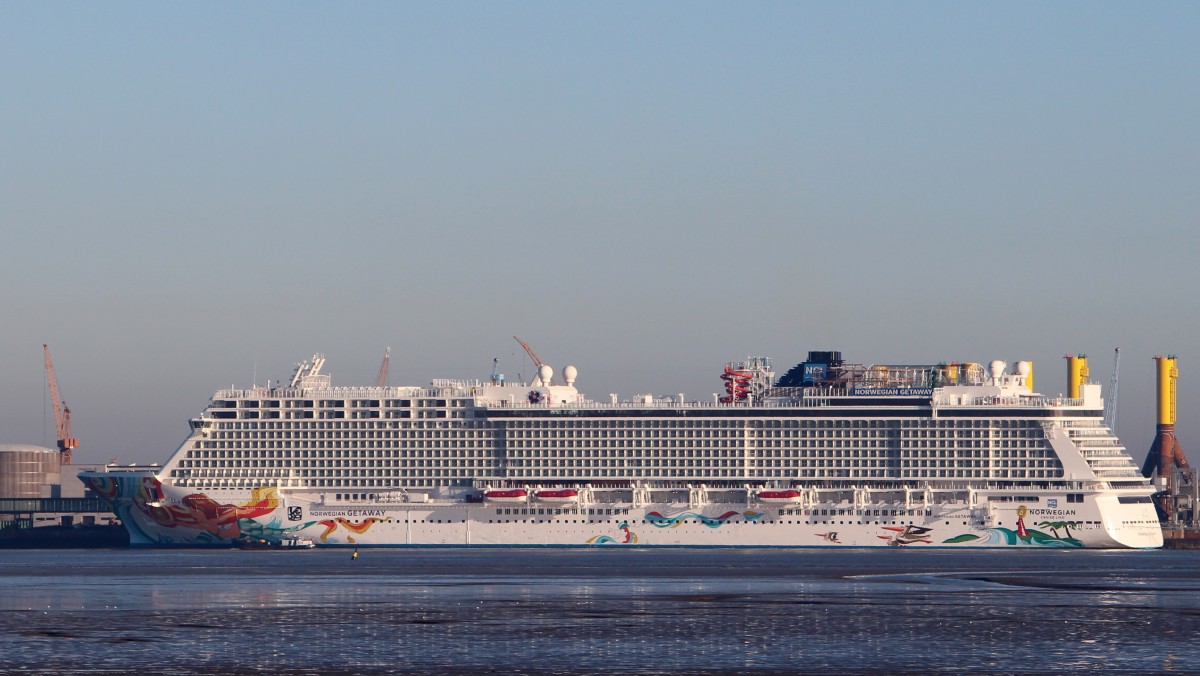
left=80, top=474, right=382, bottom=546
left=587, top=522, right=639, bottom=545
left=82, top=472, right=1152, bottom=548
left=942, top=528, right=1083, bottom=548
left=645, top=510, right=765, bottom=528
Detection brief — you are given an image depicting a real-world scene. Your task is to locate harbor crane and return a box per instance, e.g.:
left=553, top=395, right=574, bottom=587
left=513, top=336, right=558, bottom=385
left=1105, top=347, right=1120, bottom=434
left=375, top=347, right=391, bottom=387
left=42, top=344, right=78, bottom=465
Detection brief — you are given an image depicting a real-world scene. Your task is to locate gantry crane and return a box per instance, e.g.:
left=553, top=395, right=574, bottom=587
left=375, top=347, right=391, bottom=387
left=513, top=336, right=557, bottom=385
left=42, top=344, right=78, bottom=465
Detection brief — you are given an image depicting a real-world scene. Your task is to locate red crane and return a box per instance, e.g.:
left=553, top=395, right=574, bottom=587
left=513, top=336, right=557, bottom=385
left=375, top=346, right=391, bottom=387
left=42, top=344, right=78, bottom=465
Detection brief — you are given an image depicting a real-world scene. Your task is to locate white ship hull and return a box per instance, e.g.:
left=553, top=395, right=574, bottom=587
left=78, top=349, right=1165, bottom=550
left=83, top=473, right=1162, bottom=549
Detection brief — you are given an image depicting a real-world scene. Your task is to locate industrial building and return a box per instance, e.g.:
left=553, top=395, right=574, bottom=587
left=0, top=347, right=125, bottom=544
left=0, top=444, right=117, bottom=538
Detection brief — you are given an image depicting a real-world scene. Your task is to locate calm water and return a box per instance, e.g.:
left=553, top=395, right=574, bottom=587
left=1, top=548, right=1198, bottom=674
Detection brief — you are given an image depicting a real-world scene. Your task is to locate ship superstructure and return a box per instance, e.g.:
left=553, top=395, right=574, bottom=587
left=81, top=350, right=1162, bottom=548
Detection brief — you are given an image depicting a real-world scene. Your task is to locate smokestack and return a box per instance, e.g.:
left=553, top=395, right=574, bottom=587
left=1065, top=354, right=1089, bottom=400
left=1143, top=356, right=1190, bottom=521
left=1157, top=356, right=1178, bottom=428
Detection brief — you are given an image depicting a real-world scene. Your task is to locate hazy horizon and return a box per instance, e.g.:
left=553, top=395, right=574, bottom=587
left=3, top=3, right=1196, bottom=466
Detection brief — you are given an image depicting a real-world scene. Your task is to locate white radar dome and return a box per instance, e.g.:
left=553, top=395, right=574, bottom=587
left=988, top=360, right=1006, bottom=379
left=1015, top=361, right=1032, bottom=376
left=562, top=365, right=577, bottom=386
left=538, top=364, right=554, bottom=384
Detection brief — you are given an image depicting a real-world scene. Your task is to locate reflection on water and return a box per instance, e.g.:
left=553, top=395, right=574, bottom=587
left=1, top=548, right=1199, bottom=673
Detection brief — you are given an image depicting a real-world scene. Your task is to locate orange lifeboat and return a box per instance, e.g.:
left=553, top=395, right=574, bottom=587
left=534, top=489, right=579, bottom=503
left=757, top=489, right=803, bottom=504
left=484, top=489, right=528, bottom=503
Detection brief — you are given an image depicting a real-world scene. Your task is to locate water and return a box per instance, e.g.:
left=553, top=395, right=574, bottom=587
left=1, top=548, right=1199, bottom=674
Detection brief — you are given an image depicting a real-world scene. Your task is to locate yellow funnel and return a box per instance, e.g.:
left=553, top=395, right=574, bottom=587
left=1156, top=356, right=1178, bottom=426
left=1065, top=354, right=1088, bottom=399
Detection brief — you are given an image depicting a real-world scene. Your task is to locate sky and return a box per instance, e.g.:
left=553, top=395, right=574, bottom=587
left=1, top=3, right=1197, bottom=466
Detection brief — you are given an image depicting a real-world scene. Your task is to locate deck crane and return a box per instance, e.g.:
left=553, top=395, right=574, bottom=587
left=1104, top=348, right=1120, bottom=434
left=513, top=336, right=557, bottom=385
left=42, top=344, right=78, bottom=465
left=375, top=347, right=391, bottom=387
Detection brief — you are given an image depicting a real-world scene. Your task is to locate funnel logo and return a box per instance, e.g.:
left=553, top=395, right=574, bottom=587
left=287, top=506, right=303, bottom=521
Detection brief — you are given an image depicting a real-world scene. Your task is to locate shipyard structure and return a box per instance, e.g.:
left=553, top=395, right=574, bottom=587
left=1139, top=356, right=1198, bottom=543
left=0, top=444, right=117, bottom=535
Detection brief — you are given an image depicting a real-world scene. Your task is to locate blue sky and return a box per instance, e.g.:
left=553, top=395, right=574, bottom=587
left=2, top=3, right=1196, bottom=464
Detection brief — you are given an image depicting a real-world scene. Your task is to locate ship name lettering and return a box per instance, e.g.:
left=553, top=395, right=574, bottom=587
left=851, top=387, right=934, bottom=397
left=310, top=510, right=384, bottom=518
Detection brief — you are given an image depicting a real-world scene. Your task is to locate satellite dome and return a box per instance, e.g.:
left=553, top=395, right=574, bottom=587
left=988, top=360, right=1006, bottom=378
left=562, top=365, right=577, bottom=386
left=538, top=364, right=554, bottom=384
left=1015, top=361, right=1032, bottom=376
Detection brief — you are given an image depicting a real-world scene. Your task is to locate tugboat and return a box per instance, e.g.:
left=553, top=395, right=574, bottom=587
left=235, top=535, right=316, bottom=550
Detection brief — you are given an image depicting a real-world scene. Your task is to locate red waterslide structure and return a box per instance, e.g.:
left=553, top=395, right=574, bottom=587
left=719, top=366, right=754, bottom=404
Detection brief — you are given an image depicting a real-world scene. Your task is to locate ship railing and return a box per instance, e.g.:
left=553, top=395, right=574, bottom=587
left=1077, top=444, right=1126, bottom=453
left=1058, top=422, right=1116, bottom=433
left=1090, top=435, right=1123, bottom=444
left=178, top=467, right=297, bottom=477
left=1092, top=466, right=1142, bottom=474
left=102, top=463, right=162, bottom=473
left=176, top=476, right=310, bottom=489
left=431, top=379, right=514, bottom=391
left=934, top=395, right=1085, bottom=408
left=1075, top=442, right=1125, bottom=451
left=488, top=396, right=872, bottom=410
left=1059, top=420, right=1112, bottom=428
left=213, top=386, right=425, bottom=400
left=1081, top=456, right=1131, bottom=465
left=1089, top=460, right=1139, bottom=470
left=1072, top=435, right=1122, bottom=442
left=1073, top=437, right=1122, bottom=445
left=172, top=467, right=309, bottom=488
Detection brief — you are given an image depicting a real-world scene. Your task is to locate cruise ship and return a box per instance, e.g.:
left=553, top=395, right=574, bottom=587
left=80, top=350, right=1162, bottom=548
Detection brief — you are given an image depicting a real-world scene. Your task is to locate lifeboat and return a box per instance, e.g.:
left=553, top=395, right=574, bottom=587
left=534, top=489, right=579, bottom=503
left=484, top=489, right=529, bottom=503
left=757, top=489, right=803, bottom=504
